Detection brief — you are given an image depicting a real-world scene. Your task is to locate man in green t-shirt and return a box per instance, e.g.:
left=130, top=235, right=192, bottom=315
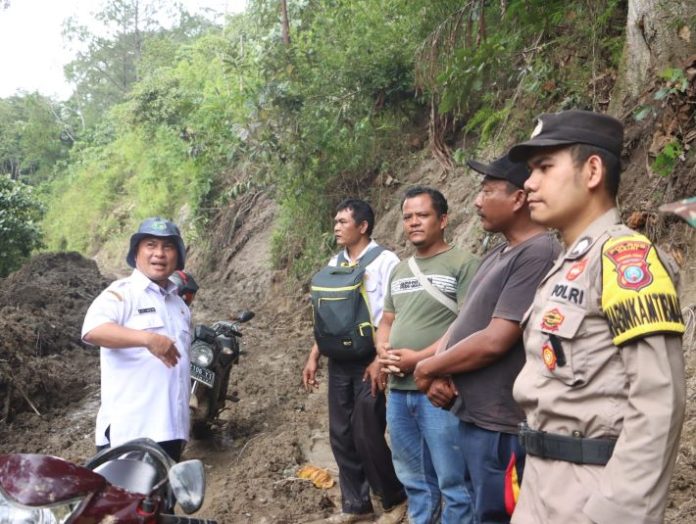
left=377, top=186, right=478, bottom=524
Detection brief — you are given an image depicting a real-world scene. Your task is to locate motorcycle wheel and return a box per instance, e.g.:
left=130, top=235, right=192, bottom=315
left=190, top=393, right=212, bottom=440
left=217, top=364, right=233, bottom=408
left=191, top=419, right=212, bottom=439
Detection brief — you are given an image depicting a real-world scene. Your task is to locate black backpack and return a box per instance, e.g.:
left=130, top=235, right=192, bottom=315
left=310, top=246, right=385, bottom=361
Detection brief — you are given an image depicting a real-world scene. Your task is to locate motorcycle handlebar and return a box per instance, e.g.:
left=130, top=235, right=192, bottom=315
left=211, top=321, right=243, bottom=338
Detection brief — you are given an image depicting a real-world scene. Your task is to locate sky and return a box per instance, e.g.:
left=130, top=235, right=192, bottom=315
left=0, top=0, right=247, bottom=100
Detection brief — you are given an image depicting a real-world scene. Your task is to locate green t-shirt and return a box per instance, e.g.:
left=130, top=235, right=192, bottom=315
left=384, top=246, right=479, bottom=390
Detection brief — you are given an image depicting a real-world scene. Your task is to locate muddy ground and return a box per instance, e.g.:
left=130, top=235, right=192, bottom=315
left=2, top=224, right=696, bottom=524
left=3, top=148, right=696, bottom=523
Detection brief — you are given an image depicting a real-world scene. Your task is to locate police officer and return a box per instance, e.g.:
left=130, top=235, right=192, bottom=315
left=508, top=110, right=686, bottom=524
left=82, top=217, right=192, bottom=462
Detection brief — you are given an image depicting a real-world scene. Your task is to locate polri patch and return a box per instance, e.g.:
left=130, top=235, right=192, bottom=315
left=602, top=234, right=685, bottom=345
left=138, top=307, right=156, bottom=314
left=551, top=283, right=585, bottom=306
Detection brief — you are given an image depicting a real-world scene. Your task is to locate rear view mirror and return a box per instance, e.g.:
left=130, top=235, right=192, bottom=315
left=236, top=310, right=255, bottom=323
left=168, top=459, right=205, bottom=514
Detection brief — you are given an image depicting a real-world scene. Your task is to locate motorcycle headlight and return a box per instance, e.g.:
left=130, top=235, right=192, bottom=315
left=0, top=490, right=83, bottom=524
left=191, top=340, right=215, bottom=368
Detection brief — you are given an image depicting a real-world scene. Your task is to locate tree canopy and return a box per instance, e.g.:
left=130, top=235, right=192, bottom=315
left=0, top=175, right=44, bottom=277
left=0, top=0, right=693, bottom=278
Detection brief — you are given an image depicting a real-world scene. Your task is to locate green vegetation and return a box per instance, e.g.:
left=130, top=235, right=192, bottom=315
left=0, top=175, right=44, bottom=276
left=422, top=0, right=626, bottom=160
left=653, top=139, right=684, bottom=177
left=0, top=0, right=628, bottom=280
left=0, top=94, right=73, bottom=184
left=634, top=66, right=692, bottom=177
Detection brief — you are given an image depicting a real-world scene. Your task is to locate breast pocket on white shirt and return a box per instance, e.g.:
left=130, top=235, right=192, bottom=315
left=127, top=312, right=166, bottom=332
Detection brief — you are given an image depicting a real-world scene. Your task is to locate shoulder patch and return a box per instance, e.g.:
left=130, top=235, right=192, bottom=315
left=106, top=290, right=123, bottom=302
left=602, top=234, right=685, bottom=345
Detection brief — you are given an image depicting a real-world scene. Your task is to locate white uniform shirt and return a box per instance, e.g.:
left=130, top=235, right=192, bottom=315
left=82, top=269, right=191, bottom=446
left=329, top=239, right=399, bottom=325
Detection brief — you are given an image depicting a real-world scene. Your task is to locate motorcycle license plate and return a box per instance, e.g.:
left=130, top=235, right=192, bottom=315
left=191, top=363, right=215, bottom=388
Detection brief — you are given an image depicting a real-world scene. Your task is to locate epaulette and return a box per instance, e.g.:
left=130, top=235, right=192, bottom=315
left=106, top=290, right=123, bottom=302
left=104, top=278, right=130, bottom=301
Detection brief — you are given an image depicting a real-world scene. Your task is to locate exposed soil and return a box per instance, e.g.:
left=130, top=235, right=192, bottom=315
left=3, top=91, right=696, bottom=522
left=0, top=252, right=108, bottom=430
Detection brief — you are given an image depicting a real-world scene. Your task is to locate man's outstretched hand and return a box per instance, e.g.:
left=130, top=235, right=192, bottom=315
left=145, top=332, right=181, bottom=367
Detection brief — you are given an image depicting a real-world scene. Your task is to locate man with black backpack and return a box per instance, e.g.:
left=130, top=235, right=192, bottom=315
left=302, top=198, right=407, bottom=524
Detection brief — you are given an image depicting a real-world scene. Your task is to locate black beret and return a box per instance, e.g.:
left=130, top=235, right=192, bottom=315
left=509, top=110, right=624, bottom=162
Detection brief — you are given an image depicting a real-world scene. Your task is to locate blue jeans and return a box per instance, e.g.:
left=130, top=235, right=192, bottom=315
left=459, top=421, right=525, bottom=524
left=387, top=390, right=475, bottom=524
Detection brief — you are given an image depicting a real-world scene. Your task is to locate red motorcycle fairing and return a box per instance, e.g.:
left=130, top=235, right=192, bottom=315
left=0, top=453, right=105, bottom=506
left=76, top=484, right=159, bottom=523
left=0, top=453, right=160, bottom=523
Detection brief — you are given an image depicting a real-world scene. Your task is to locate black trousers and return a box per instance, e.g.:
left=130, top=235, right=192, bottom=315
left=328, top=359, right=406, bottom=514
left=96, top=425, right=185, bottom=462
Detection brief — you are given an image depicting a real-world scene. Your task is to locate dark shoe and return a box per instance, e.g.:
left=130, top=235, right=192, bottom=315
left=324, top=511, right=374, bottom=523
left=375, top=500, right=407, bottom=524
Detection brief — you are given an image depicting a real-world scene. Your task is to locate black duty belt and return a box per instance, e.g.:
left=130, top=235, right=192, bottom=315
left=518, top=423, right=616, bottom=466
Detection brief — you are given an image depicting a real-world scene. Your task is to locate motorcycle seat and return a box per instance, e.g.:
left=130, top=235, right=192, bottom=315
left=93, top=458, right=160, bottom=495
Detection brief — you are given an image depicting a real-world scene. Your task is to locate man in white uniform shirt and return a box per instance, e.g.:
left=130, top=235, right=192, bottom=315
left=82, top=217, right=191, bottom=461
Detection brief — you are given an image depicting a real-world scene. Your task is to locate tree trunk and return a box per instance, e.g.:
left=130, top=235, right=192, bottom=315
left=614, top=0, right=696, bottom=105
left=133, top=0, right=142, bottom=81
left=280, top=0, right=290, bottom=46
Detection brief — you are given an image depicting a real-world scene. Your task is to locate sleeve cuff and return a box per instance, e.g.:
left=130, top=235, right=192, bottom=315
left=81, top=315, right=116, bottom=344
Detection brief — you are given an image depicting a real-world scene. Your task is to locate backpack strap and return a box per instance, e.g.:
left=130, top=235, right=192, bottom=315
left=357, top=245, right=385, bottom=268
left=407, top=256, right=458, bottom=314
left=336, top=245, right=386, bottom=268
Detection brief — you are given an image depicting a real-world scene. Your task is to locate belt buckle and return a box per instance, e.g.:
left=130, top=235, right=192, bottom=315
left=518, top=422, right=545, bottom=458
left=518, top=422, right=530, bottom=447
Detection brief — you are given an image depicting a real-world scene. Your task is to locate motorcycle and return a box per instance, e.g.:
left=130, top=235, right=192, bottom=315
left=189, top=310, right=255, bottom=436
left=0, top=438, right=216, bottom=523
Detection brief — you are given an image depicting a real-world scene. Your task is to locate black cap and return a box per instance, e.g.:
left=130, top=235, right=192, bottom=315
left=467, top=153, right=529, bottom=189
left=509, top=110, right=624, bottom=162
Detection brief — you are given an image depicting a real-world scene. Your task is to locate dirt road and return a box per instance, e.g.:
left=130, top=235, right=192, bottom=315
left=2, top=246, right=696, bottom=522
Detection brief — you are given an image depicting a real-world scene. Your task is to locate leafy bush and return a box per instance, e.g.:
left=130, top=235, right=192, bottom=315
left=416, top=0, right=626, bottom=143
left=0, top=175, right=44, bottom=276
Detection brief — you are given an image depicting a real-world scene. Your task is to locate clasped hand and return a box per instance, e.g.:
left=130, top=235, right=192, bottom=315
left=413, top=359, right=457, bottom=409
left=377, top=345, right=420, bottom=377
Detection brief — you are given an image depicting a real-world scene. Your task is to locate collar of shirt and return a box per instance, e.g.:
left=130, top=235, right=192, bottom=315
left=564, top=208, right=621, bottom=261
left=340, top=239, right=378, bottom=264
left=129, top=268, right=179, bottom=296
left=537, top=208, right=620, bottom=287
